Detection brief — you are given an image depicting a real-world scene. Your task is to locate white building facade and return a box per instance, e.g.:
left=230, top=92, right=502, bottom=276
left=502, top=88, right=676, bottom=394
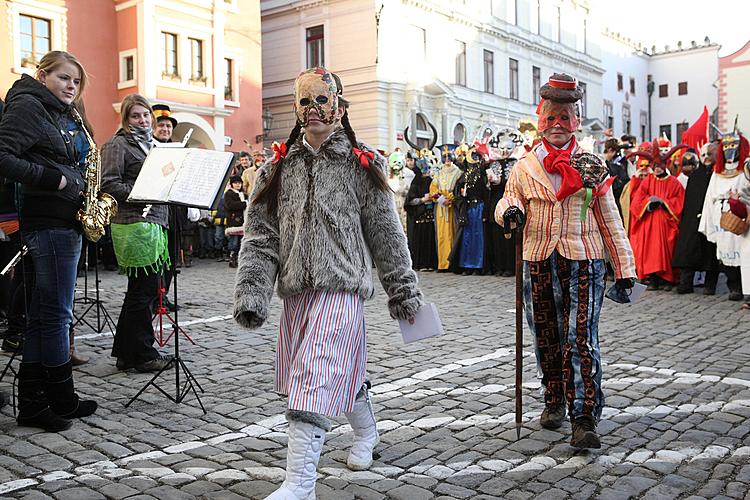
left=600, top=30, right=720, bottom=145
left=261, top=0, right=604, bottom=150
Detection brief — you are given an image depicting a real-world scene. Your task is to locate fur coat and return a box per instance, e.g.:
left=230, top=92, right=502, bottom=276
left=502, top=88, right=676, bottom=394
left=234, top=128, right=423, bottom=329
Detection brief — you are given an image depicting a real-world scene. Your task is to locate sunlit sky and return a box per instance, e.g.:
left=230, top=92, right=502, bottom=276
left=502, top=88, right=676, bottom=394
left=590, top=0, right=749, bottom=56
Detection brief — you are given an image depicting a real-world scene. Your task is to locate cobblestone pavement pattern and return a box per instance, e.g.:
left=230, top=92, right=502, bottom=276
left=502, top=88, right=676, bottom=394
left=0, top=260, right=749, bottom=500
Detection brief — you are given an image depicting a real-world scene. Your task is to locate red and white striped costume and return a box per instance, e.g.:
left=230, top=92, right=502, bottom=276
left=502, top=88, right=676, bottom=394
left=276, top=289, right=367, bottom=416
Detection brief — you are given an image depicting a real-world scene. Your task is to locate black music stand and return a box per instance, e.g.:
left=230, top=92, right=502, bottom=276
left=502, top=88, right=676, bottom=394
left=0, top=244, right=29, bottom=414
left=126, top=207, right=205, bottom=413
left=122, top=145, right=233, bottom=414
left=73, top=242, right=116, bottom=333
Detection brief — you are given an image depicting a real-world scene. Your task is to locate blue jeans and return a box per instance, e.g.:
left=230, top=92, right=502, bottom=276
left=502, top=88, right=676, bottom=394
left=228, top=234, right=241, bottom=253
left=199, top=225, right=214, bottom=252
left=214, top=224, right=227, bottom=251
left=22, top=228, right=82, bottom=367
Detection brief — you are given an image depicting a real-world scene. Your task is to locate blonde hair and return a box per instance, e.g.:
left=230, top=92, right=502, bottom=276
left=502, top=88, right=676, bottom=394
left=35, top=51, right=87, bottom=104
left=119, top=94, right=154, bottom=133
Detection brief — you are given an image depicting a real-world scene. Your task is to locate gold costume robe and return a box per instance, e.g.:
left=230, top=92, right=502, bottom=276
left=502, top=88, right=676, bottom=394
left=430, top=164, right=462, bottom=270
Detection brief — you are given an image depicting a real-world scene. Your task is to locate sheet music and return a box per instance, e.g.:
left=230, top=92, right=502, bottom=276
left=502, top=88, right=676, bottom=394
left=128, top=148, right=190, bottom=203
left=168, top=150, right=234, bottom=208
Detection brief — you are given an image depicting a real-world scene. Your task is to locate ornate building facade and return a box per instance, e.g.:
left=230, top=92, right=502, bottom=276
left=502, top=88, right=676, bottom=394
left=0, top=0, right=262, bottom=150
left=261, top=0, right=604, bottom=149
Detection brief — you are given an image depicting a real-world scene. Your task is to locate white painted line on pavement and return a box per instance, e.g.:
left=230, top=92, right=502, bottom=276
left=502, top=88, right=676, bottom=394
left=76, top=314, right=233, bottom=341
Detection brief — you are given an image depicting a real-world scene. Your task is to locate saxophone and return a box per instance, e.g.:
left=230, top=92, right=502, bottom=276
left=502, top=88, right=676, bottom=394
left=72, top=108, right=118, bottom=242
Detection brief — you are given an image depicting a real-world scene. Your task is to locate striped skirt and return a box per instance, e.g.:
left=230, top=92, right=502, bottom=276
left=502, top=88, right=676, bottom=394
left=275, top=289, right=367, bottom=417
left=523, top=251, right=606, bottom=421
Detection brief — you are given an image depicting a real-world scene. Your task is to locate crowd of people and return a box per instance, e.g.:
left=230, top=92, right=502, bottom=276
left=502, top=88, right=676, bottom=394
left=384, top=105, right=750, bottom=308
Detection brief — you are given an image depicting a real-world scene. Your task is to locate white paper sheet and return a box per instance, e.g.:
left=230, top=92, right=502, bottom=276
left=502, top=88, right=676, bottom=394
left=398, top=303, right=444, bottom=344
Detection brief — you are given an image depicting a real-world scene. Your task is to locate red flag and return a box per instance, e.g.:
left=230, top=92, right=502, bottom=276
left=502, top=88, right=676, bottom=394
left=681, top=106, right=709, bottom=152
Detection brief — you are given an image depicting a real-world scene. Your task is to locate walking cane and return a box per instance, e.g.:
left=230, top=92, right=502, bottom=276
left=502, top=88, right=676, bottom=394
left=505, top=221, right=524, bottom=439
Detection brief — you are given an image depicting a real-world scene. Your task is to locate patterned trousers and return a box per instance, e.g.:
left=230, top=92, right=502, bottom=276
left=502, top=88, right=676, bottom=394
left=523, top=251, right=606, bottom=421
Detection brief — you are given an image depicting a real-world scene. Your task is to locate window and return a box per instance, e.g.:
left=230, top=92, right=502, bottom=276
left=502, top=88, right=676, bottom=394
left=455, top=41, right=466, bottom=86
left=453, top=123, right=466, bottom=144
left=19, top=14, right=51, bottom=66
left=483, top=49, right=494, bottom=94
left=659, top=84, right=668, bottom=97
left=306, top=25, right=324, bottom=68
left=532, top=66, right=541, bottom=104
left=623, top=104, right=631, bottom=135
left=617, top=73, right=623, bottom=91
left=603, top=100, right=614, bottom=130
left=415, top=113, right=431, bottom=149
left=641, top=124, right=647, bottom=142
left=640, top=111, right=649, bottom=142
left=189, top=38, right=204, bottom=80
left=579, top=81, right=587, bottom=118
left=678, top=82, right=688, bottom=95
left=125, top=56, right=134, bottom=81
left=224, top=58, right=234, bottom=101
left=629, top=77, right=635, bottom=95
left=676, top=122, right=689, bottom=142
left=161, top=32, right=178, bottom=77
left=556, top=6, right=561, bottom=42
left=509, top=58, right=519, bottom=100
left=583, top=19, right=587, bottom=53
left=659, top=124, right=671, bottom=140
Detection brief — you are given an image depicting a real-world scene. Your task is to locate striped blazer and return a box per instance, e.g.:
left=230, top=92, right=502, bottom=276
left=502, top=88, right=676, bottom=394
left=494, top=150, right=636, bottom=280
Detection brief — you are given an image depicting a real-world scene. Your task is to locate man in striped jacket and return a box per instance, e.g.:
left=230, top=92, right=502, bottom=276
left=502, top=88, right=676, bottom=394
left=495, top=74, right=636, bottom=449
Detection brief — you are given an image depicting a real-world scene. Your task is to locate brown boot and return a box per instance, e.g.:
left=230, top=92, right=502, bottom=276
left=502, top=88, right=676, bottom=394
left=571, top=416, right=601, bottom=449
left=69, top=326, right=89, bottom=366
left=540, top=403, right=566, bottom=429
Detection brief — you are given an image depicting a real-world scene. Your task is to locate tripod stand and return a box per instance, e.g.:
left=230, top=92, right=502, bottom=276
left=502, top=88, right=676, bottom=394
left=0, top=244, right=28, bottom=387
left=73, top=242, right=115, bottom=333
left=153, top=274, right=195, bottom=347
left=126, top=207, right=205, bottom=413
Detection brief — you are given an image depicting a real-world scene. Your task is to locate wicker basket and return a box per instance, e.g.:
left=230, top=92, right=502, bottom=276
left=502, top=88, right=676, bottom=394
left=720, top=210, right=749, bottom=235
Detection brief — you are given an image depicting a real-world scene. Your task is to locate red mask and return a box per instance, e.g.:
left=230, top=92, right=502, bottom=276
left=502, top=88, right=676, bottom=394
left=537, top=101, right=579, bottom=134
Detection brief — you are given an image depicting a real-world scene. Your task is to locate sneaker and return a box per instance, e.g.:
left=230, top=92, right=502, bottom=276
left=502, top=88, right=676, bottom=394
left=115, top=358, right=134, bottom=371
left=540, top=403, right=566, bottom=429
left=135, top=355, right=174, bottom=373
left=1, top=337, right=21, bottom=353
left=646, top=278, right=661, bottom=291
left=571, top=416, right=601, bottom=449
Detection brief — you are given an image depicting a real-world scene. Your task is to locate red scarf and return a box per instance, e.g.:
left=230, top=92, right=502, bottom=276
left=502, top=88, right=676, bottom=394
left=542, top=137, right=582, bottom=200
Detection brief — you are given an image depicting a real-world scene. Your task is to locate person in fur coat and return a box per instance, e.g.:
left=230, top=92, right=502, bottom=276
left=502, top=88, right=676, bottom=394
left=233, top=67, right=423, bottom=500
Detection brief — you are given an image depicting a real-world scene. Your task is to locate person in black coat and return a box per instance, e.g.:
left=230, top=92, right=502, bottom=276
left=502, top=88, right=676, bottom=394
left=404, top=159, right=437, bottom=271
left=0, top=51, right=97, bottom=431
left=223, top=175, right=246, bottom=268
left=672, top=146, right=720, bottom=294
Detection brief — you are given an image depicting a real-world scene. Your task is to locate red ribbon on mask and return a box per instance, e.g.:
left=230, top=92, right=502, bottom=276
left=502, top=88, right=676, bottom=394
left=272, top=142, right=287, bottom=164
left=352, top=148, right=374, bottom=169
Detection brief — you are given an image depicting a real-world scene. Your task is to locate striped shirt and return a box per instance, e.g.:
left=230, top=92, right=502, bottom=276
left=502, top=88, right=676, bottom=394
left=495, top=145, right=636, bottom=280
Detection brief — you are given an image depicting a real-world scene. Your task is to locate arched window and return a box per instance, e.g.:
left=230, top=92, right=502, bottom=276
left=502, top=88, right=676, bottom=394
left=453, top=123, right=466, bottom=144
left=415, top=113, right=432, bottom=149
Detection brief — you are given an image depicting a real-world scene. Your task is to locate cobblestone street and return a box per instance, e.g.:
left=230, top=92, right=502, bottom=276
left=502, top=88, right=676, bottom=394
left=0, top=259, right=748, bottom=500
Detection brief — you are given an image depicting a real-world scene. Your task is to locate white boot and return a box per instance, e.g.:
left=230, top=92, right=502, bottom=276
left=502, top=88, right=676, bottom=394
left=265, top=419, right=326, bottom=500
left=344, top=384, right=379, bottom=471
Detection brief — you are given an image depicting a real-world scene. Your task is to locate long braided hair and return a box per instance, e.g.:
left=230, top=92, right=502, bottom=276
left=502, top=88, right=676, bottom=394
left=253, top=108, right=389, bottom=215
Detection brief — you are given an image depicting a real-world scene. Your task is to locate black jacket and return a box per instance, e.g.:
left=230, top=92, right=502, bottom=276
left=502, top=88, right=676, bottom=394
left=0, top=74, right=85, bottom=230
left=100, top=129, right=168, bottom=227
left=224, top=188, right=246, bottom=228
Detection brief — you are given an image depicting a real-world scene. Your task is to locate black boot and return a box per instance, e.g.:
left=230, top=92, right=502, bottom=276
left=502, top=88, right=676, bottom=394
left=676, top=269, right=694, bottom=294
left=44, top=361, right=97, bottom=419
left=228, top=251, right=238, bottom=268
left=17, top=362, right=71, bottom=431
